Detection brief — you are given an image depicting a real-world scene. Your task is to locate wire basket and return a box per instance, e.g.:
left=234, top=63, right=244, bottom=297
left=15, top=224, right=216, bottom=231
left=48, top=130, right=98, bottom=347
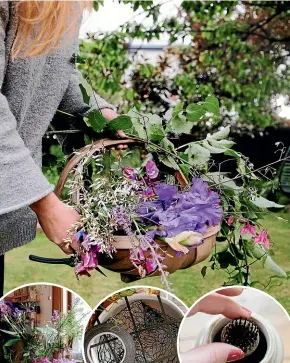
left=84, top=294, right=183, bottom=363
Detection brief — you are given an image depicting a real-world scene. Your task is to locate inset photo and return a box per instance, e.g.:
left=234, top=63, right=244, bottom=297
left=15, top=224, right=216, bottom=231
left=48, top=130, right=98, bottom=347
left=178, top=287, right=290, bottom=363
left=0, top=283, right=91, bottom=363
left=83, top=286, right=187, bottom=363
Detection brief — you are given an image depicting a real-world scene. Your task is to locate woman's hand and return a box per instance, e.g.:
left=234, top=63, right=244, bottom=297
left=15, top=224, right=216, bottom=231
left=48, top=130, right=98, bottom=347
left=101, top=108, right=128, bottom=149
left=31, top=193, right=80, bottom=254
left=180, top=289, right=251, bottom=363
left=181, top=343, right=245, bottom=363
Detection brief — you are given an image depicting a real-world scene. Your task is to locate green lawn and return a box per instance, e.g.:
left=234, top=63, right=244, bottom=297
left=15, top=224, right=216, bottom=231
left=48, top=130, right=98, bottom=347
left=4, top=214, right=290, bottom=312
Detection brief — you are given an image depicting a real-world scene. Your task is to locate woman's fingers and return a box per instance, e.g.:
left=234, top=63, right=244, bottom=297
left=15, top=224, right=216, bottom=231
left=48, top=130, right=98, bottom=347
left=58, top=241, right=75, bottom=255
left=217, top=288, right=244, bottom=297
left=188, top=293, right=251, bottom=319
left=180, top=343, right=245, bottom=363
left=117, top=129, right=126, bottom=138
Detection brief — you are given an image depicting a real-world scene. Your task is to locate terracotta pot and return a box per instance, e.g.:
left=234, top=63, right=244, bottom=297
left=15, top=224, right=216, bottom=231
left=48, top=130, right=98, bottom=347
left=12, top=341, right=24, bottom=363
left=53, top=350, right=64, bottom=359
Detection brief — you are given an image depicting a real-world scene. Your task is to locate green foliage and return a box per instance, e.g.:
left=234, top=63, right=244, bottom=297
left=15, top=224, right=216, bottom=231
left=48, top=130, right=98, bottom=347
left=81, top=1, right=290, bottom=130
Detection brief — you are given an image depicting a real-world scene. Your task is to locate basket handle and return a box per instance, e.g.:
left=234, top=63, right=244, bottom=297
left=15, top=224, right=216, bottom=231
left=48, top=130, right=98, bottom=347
left=55, top=138, right=188, bottom=198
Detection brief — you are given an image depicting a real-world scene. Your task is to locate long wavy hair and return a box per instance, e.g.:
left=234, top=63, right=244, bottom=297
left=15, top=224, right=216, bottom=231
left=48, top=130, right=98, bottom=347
left=11, top=1, right=91, bottom=59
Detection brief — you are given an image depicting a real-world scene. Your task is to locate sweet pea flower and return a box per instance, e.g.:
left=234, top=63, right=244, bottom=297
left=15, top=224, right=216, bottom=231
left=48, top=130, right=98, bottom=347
left=254, top=230, right=270, bottom=249
left=227, top=216, right=235, bottom=226
left=165, top=231, right=204, bottom=254
left=145, top=161, right=159, bottom=180
left=76, top=245, right=99, bottom=277
left=122, top=167, right=138, bottom=180
left=241, top=222, right=256, bottom=236
left=34, top=358, right=50, bottom=363
left=145, top=258, right=157, bottom=274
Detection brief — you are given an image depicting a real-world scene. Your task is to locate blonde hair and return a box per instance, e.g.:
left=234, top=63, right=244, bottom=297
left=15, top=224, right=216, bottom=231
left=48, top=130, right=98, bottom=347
left=12, top=1, right=91, bottom=59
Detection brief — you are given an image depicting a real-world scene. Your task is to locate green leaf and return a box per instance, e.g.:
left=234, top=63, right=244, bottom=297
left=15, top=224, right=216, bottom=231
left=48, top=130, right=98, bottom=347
left=85, top=110, right=107, bottom=133
left=203, top=172, right=243, bottom=192
left=160, top=137, right=175, bottom=152
left=203, top=96, right=219, bottom=115
left=79, top=78, right=93, bottom=105
left=209, top=139, right=235, bottom=149
left=207, top=126, right=231, bottom=141
left=160, top=155, right=180, bottom=170
left=172, top=102, right=184, bottom=117
left=202, top=140, right=225, bottom=154
left=4, top=338, right=21, bottom=347
left=251, top=196, right=284, bottom=209
left=201, top=266, right=207, bottom=278
left=186, top=104, right=206, bottom=122
left=264, top=256, right=287, bottom=277
left=79, top=83, right=90, bottom=105
left=224, top=149, right=241, bottom=158
left=107, top=115, right=133, bottom=131
left=0, top=329, right=20, bottom=336
left=148, top=124, right=165, bottom=142
left=128, top=110, right=148, bottom=139
left=187, top=143, right=210, bottom=165
left=171, top=115, right=193, bottom=134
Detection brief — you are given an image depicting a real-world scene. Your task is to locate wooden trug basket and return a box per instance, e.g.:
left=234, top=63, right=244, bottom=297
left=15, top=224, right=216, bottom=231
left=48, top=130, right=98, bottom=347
left=55, top=138, right=219, bottom=282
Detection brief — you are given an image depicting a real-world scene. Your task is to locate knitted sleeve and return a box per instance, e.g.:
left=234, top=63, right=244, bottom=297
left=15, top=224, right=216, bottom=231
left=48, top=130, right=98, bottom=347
left=0, top=3, right=53, bottom=215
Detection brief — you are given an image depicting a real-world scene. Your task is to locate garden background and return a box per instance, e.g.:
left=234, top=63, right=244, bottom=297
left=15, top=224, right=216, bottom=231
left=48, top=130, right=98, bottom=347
left=5, top=1, right=290, bottom=311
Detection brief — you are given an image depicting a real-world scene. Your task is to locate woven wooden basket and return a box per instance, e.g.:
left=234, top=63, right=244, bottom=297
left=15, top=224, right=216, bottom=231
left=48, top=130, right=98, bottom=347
left=55, top=138, right=219, bottom=282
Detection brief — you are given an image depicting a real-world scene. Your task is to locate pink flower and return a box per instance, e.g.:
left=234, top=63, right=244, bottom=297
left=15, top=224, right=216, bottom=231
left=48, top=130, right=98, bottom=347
left=227, top=216, right=235, bottom=226
left=0, top=301, right=10, bottom=315
left=145, top=258, right=157, bottom=274
left=241, top=222, right=256, bottom=236
left=143, top=187, right=155, bottom=197
left=122, top=167, right=137, bottom=180
left=254, top=230, right=270, bottom=249
left=130, top=248, right=145, bottom=264
left=50, top=310, right=60, bottom=322
left=146, top=161, right=159, bottom=180
left=76, top=246, right=99, bottom=277
left=34, top=358, right=50, bottom=363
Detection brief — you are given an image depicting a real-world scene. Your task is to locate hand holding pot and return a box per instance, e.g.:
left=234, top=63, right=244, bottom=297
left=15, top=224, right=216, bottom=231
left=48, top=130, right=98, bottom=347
left=180, top=289, right=252, bottom=363
left=31, top=192, right=81, bottom=254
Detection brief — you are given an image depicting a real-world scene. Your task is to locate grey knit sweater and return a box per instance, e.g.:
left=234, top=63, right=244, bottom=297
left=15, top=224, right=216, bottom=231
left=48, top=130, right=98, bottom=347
left=0, top=2, right=113, bottom=254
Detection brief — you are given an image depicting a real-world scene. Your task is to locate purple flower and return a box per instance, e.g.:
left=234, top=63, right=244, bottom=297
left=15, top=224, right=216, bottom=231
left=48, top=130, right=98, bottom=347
left=145, top=258, right=157, bottom=274
left=122, top=167, right=138, bottom=180
left=137, top=178, right=222, bottom=238
left=75, top=229, right=92, bottom=251
left=76, top=245, right=99, bottom=277
left=146, top=161, right=159, bottom=180
left=0, top=301, right=10, bottom=316
left=50, top=310, right=60, bottom=323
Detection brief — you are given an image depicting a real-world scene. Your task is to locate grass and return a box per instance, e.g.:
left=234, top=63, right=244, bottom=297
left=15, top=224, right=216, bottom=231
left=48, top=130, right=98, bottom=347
left=4, top=214, right=290, bottom=312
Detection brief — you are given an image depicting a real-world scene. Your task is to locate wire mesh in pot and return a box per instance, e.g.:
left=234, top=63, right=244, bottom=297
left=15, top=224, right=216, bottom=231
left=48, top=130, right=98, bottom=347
left=85, top=296, right=182, bottom=363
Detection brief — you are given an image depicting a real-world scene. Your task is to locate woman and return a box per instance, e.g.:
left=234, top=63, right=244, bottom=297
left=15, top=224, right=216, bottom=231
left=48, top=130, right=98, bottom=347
left=0, top=1, right=120, bottom=285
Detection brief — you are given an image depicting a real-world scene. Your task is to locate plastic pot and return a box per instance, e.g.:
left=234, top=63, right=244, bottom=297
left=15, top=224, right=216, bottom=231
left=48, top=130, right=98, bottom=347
left=195, top=313, right=284, bottom=363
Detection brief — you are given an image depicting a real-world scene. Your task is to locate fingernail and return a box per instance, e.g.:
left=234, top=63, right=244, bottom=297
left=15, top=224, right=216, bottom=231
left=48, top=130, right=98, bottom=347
left=227, top=349, right=245, bottom=362
left=243, top=307, right=252, bottom=314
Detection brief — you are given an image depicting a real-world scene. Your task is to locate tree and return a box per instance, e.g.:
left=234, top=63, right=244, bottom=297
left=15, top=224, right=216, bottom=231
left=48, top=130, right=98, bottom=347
left=79, top=1, right=290, bottom=130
